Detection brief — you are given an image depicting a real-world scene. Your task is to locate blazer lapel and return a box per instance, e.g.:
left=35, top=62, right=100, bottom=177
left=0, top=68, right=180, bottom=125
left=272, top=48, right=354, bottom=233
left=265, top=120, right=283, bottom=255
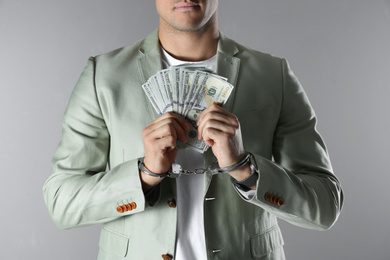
left=137, top=30, right=163, bottom=121
left=216, top=33, right=241, bottom=113
left=204, top=32, right=241, bottom=195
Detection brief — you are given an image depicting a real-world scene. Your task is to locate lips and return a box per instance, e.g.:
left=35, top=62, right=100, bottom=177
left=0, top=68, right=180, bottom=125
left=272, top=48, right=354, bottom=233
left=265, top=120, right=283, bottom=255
left=174, top=2, right=200, bottom=11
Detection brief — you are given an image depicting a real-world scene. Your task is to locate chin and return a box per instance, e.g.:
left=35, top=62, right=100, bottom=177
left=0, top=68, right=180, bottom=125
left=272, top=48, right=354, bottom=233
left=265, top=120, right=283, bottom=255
left=174, top=19, right=210, bottom=32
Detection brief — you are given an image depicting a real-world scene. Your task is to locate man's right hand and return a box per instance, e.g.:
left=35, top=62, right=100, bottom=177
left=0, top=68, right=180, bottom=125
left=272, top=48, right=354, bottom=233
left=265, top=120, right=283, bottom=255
left=140, top=112, right=190, bottom=190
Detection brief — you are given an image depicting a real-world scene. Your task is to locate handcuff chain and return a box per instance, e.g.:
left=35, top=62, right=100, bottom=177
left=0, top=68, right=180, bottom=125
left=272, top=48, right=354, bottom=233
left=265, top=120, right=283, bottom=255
left=140, top=153, right=252, bottom=179
left=166, top=165, right=208, bottom=178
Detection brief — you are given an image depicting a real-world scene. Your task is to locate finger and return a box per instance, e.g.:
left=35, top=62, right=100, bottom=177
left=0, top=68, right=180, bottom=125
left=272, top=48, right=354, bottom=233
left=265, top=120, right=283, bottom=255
left=197, top=105, right=239, bottom=133
left=145, top=121, right=186, bottom=146
left=197, top=104, right=236, bottom=126
left=202, top=127, right=229, bottom=147
left=197, top=110, right=239, bottom=140
left=144, top=116, right=188, bottom=143
left=199, top=120, right=237, bottom=143
left=197, top=113, right=238, bottom=139
left=147, top=112, right=190, bottom=131
left=154, top=133, right=177, bottom=152
left=144, top=126, right=178, bottom=163
left=147, top=112, right=189, bottom=142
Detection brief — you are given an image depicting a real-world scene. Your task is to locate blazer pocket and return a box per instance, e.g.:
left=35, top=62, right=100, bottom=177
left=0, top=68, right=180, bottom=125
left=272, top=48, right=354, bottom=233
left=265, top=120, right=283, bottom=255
left=99, top=227, right=129, bottom=258
left=250, top=225, right=284, bottom=258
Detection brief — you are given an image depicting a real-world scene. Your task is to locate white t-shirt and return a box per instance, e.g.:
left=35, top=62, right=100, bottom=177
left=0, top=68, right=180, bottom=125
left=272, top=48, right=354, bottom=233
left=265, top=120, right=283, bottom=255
left=161, top=47, right=217, bottom=260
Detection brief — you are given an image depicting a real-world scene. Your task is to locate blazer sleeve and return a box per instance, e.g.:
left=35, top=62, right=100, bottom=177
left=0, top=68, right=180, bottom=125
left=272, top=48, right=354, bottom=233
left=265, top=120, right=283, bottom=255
left=43, top=57, right=148, bottom=229
left=238, top=59, right=344, bottom=230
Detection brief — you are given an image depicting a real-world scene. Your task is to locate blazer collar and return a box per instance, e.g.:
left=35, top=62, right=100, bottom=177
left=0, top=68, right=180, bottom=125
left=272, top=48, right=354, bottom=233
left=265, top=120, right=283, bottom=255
left=216, top=32, right=241, bottom=113
left=137, top=29, right=241, bottom=83
left=138, top=29, right=162, bottom=82
left=137, top=29, right=163, bottom=120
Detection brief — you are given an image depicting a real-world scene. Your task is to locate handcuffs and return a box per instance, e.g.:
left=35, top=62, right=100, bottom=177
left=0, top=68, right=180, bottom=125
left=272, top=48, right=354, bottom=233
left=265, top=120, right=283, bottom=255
left=138, top=152, right=259, bottom=190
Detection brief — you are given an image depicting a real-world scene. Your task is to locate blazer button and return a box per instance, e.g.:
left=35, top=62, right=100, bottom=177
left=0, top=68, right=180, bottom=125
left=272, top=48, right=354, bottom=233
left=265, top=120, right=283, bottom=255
left=125, top=203, right=132, bottom=211
left=167, top=199, right=176, bottom=208
left=162, top=254, right=172, bottom=260
left=276, top=198, right=284, bottom=206
left=116, top=206, right=123, bottom=213
left=130, top=202, right=137, bottom=210
left=121, top=205, right=128, bottom=212
left=265, top=192, right=271, bottom=201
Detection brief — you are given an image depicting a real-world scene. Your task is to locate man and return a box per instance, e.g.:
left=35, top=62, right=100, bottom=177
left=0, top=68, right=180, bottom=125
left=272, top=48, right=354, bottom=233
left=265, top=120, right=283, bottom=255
left=43, top=1, right=343, bottom=259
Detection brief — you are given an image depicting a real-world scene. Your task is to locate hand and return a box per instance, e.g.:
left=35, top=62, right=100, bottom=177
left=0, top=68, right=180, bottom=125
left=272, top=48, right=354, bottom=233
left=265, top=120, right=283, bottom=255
left=197, top=105, right=251, bottom=182
left=140, top=112, right=189, bottom=190
left=197, top=104, right=244, bottom=167
left=143, top=112, right=189, bottom=173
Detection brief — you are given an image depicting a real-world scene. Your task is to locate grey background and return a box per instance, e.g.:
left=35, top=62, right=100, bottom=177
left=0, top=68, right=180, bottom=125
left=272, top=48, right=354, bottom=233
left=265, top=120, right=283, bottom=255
left=1, top=0, right=389, bottom=259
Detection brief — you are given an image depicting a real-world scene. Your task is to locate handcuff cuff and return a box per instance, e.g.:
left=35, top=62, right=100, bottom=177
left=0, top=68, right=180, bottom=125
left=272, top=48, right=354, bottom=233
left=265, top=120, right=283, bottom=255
left=138, top=152, right=259, bottom=190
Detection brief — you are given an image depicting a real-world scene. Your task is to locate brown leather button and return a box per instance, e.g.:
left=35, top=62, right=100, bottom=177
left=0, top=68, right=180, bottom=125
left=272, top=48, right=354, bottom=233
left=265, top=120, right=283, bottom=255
left=121, top=205, right=128, bottom=212
left=167, top=200, right=176, bottom=208
left=162, top=254, right=172, bottom=260
left=265, top=192, right=283, bottom=206
left=125, top=203, right=132, bottom=211
left=276, top=198, right=284, bottom=206
left=116, top=206, right=123, bottom=213
left=130, top=202, right=137, bottom=210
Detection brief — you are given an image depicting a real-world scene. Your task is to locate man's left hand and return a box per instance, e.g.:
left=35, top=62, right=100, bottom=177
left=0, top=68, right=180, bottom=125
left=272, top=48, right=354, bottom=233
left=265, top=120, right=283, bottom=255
left=196, top=105, right=252, bottom=182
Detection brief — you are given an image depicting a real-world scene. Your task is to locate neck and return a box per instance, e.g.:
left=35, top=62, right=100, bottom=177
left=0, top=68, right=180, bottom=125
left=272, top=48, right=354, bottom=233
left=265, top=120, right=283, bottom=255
left=158, top=20, right=219, bottom=62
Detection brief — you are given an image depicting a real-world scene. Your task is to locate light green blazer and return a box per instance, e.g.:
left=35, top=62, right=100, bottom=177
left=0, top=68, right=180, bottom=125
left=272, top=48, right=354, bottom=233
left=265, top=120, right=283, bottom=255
left=43, top=30, right=343, bottom=260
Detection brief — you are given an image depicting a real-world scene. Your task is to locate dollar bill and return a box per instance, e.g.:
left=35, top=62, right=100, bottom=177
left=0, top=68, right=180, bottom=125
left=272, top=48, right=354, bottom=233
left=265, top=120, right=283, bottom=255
left=141, top=65, right=234, bottom=153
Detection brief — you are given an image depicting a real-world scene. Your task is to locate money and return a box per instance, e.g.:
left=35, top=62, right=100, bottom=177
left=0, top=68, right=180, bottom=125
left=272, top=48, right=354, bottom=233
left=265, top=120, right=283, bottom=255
left=142, top=65, right=234, bottom=153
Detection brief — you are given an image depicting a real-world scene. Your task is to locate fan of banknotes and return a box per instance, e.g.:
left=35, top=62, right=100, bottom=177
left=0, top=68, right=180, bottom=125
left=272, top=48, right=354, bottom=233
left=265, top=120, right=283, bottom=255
left=142, top=64, right=234, bottom=153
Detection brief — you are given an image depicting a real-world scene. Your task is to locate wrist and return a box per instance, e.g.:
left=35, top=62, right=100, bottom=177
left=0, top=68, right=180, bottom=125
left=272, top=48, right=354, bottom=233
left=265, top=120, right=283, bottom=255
left=139, top=169, right=163, bottom=192
left=230, top=153, right=259, bottom=191
left=139, top=157, right=170, bottom=178
left=143, top=157, right=169, bottom=175
left=228, top=163, right=251, bottom=181
left=138, top=158, right=166, bottom=192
